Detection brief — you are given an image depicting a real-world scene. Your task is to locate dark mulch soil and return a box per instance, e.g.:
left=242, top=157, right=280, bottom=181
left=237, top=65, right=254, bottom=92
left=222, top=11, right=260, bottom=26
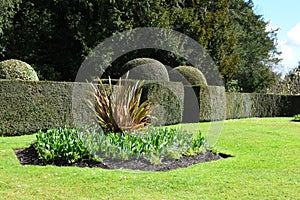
left=14, top=146, right=231, bottom=171
left=291, top=120, right=300, bottom=122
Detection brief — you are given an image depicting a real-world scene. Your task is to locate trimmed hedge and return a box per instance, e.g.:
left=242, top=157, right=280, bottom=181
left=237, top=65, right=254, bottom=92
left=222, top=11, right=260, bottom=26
left=224, top=93, right=300, bottom=119
left=0, top=80, right=74, bottom=136
left=122, top=58, right=170, bottom=81
left=141, top=81, right=183, bottom=125
left=1, top=80, right=299, bottom=136
left=170, top=66, right=208, bottom=86
left=191, top=86, right=300, bottom=122
left=0, top=59, right=39, bottom=81
left=187, top=86, right=226, bottom=122
left=0, top=80, right=183, bottom=136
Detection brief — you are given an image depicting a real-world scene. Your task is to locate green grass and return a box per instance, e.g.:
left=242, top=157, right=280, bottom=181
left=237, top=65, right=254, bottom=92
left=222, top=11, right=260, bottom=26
left=1, top=118, right=299, bottom=199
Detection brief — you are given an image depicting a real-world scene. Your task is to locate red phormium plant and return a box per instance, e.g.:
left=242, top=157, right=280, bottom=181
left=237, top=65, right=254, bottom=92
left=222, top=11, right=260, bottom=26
left=86, top=78, right=152, bottom=134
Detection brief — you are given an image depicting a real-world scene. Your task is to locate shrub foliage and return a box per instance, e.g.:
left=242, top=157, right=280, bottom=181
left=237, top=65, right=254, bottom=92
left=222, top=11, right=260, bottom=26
left=0, top=59, right=39, bottom=80
left=122, top=58, right=170, bottom=81
left=170, top=66, right=208, bottom=86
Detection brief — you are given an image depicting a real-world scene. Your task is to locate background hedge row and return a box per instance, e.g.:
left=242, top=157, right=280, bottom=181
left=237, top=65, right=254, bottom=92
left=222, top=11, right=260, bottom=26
left=225, top=92, right=300, bottom=119
left=194, top=86, right=300, bottom=121
left=0, top=80, right=183, bottom=136
left=0, top=80, right=299, bottom=136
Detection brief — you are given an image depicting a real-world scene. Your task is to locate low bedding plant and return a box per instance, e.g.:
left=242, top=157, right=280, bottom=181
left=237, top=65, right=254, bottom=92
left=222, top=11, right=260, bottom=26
left=31, top=77, right=208, bottom=165
left=293, top=114, right=300, bottom=122
left=32, top=127, right=93, bottom=164
left=32, top=126, right=207, bottom=165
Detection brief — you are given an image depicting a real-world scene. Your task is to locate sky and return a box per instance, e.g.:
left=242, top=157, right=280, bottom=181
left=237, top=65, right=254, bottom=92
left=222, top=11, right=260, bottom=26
left=252, top=0, right=300, bottom=74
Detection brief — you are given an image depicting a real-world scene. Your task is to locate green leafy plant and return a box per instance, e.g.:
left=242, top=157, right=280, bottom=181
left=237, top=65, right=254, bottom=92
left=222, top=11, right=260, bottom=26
left=82, top=126, right=207, bottom=164
left=86, top=77, right=152, bottom=134
left=32, top=126, right=208, bottom=165
left=293, top=114, right=300, bottom=121
left=32, top=127, right=93, bottom=164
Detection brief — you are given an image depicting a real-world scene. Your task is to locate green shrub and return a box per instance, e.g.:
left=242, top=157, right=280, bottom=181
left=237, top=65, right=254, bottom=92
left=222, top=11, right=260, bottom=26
left=141, top=81, right=184, bottom=125
left=293, top=114, right=300, bottom=121
left=170, top=66, right=207, bottom=86
left=32, top=127, right=92, bottom=164
left=86, top=78, right=152, bottom=134
left=0, top=59, right=39, bottom=81
left=122, top=58, right=169, bottom=81
left=83, top=126, right=207, bottom=164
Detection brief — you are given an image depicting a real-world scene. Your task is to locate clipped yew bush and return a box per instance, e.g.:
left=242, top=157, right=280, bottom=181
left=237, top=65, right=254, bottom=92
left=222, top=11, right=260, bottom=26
left=0, top=59, right=39, bottom=81
left=170, top=66, right=207, bottom=86
left=122, top=58, right=169, bottom=81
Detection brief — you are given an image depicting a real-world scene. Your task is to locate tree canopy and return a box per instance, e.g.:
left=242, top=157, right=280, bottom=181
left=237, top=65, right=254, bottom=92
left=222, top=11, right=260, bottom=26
left=0, top=0, right=280, bottom=92
left=229, top=0, right=280, bottom=92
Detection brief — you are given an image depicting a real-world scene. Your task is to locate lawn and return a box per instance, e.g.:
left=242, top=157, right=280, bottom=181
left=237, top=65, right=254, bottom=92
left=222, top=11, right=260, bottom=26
left=0, top=118, right=299, bottom=199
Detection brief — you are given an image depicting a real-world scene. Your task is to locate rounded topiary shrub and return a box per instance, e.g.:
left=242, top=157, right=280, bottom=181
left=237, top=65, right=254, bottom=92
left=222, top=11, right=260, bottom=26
left=170, top=66, right=207, bottom=86
left=0, top=59, right=39, bottom=81
left=122, top=58, right=169, bottom=81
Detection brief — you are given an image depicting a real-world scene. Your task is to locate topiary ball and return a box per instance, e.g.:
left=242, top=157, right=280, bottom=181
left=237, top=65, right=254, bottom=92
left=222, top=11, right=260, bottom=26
left=122, top=58, right=169, bottom=81
left=0, top=59, right=39, bottom=81
left=170, top=66, right=207, bottom=86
